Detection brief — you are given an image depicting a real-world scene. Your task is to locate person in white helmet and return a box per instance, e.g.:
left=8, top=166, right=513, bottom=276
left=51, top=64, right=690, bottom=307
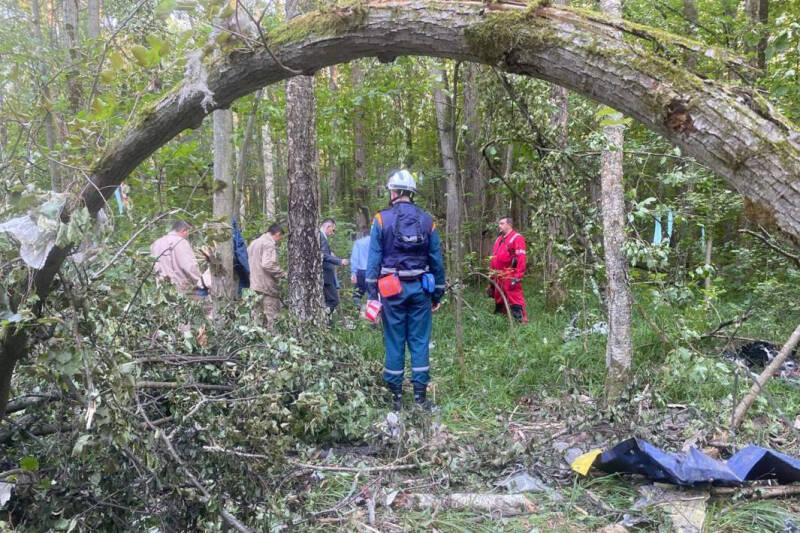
left=365, top=169, right=446, bottom=411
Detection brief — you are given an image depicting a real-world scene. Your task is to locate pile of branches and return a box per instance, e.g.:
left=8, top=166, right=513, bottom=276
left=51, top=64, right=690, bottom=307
left=1, top=284, right=382, bottom=530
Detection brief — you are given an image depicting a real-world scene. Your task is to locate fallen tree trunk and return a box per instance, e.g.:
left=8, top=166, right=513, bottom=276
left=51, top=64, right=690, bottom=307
left=398, top=492, right=537, bottom=516
left=4, top=0, right=800, bottom=417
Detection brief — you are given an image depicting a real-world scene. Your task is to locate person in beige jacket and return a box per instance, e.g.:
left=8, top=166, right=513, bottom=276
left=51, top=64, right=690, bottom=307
left=247, top=223, right=285, bottom=329
left=150, top=219, right=204, bottom=295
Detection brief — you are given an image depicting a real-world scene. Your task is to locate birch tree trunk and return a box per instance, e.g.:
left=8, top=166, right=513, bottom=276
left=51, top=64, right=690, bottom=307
left=262, top=121, right=275, bottom=221
left=600, top=0, right=633, bottom=402
left=212, top=109, right=236, bottom=301
left=285, top=0, right=322, bottom=322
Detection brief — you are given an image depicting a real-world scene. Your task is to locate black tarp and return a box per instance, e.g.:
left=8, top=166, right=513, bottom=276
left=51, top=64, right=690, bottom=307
left=595, top=438, right=800, bottom=486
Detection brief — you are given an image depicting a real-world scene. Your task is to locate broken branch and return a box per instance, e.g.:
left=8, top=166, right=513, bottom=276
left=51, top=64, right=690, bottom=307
left=730, top=324, right=800, bottom=432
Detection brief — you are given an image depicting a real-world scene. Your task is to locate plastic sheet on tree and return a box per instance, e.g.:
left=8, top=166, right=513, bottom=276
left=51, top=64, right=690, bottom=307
left=572, top=438, right=800, bottom=486
left=0, top=192, right=66, bottom=269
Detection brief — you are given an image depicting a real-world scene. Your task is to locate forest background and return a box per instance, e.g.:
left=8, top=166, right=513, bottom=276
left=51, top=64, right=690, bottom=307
left=1, top=0, right=800, bottom=529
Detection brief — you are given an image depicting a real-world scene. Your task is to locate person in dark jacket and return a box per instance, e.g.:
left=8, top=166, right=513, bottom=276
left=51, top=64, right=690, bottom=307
left=366, top=170, right=446, bottom=411
left=320, top=218, right=348, bottom=325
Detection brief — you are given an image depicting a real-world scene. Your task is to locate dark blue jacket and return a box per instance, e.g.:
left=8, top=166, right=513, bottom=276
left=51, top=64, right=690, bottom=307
left=321, top=231, right=343, bottom=288
left=366, top=201, right=446, bottom=303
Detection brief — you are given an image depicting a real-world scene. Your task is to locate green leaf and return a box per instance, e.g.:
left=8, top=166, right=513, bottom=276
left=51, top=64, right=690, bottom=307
left=131, top=45, right=150, bottom=67
left=20, top=456, right=39, bottom=472
left=155, top=0, right=177, bottom=18
left=109, top=51, right=124, bottom=70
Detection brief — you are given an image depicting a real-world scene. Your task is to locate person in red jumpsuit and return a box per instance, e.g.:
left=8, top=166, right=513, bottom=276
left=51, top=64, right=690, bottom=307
left=489, top=216, right=528, bottom=323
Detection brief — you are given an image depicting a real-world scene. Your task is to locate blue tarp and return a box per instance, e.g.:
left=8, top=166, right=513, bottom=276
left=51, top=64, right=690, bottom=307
left=596, top=438, right=800, bottom=486
left=728, top=445, right=800, bottom=484
left=232, top=217, right=250, bottom=295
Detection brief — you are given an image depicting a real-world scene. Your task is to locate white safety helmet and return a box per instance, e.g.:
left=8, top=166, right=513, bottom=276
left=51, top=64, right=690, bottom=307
left=386, top=169, right=417, bottom=193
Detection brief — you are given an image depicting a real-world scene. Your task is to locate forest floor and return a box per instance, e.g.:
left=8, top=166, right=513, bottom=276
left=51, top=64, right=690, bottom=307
left=289, top=282, right=800, bottom=532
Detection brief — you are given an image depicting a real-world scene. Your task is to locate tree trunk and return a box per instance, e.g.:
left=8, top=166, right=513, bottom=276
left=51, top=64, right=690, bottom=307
left=285, top=0, right=322, bottom=322
left=234, top=91, right=261, bottom=218
left=62, top=0, right=82, bottom=111
left=745, top=0, right=769, bottom=71
left=352, top=62, right=370, bottom=232
left=545, top=72, right=569, bottom=310
left=462, top=62, right=485, bottom=255
left=212, top=109, right=236, bottom=301
left=600, top=0, right=633, bottom=403
left=683, top=0, right=698, bottom=70
left=86, top=0, right=100, bottom=40
left=32, top=0, right=63, bottom=192
left=433, top=66, right=465, bottom=377
left=434, top=68, right=461, bottom=254
left=262, top=122, right=275, bottom=221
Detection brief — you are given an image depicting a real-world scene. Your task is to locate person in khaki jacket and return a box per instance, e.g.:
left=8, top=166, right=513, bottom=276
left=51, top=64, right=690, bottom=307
left=150, top=219, right=205, bottom=296
left=247, top=223, right=285, bottom=329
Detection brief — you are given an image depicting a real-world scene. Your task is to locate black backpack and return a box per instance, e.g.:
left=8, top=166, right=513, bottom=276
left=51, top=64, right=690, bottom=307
left=392, top=204, right=428, bottom=253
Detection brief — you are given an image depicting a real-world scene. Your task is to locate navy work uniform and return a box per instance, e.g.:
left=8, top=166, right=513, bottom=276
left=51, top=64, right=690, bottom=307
left=366, top=182, right=446, bottom=410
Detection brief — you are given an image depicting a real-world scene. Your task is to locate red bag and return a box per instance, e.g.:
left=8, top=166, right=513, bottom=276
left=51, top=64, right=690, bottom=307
left=378, top=274, right=402, bottom=298
left=365, top=300, right=383, bottom=323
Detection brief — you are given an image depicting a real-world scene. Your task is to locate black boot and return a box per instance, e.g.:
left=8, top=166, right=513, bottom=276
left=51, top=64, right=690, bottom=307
left=510, top=305, right=524, bottom=323
left=388, top=383, right=403, bottom=411
left=413, top=383, right=436, bottom=411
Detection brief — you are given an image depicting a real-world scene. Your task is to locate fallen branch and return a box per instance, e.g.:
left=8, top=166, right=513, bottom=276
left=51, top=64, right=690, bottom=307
left=730, top=323, right=800, bottom=432
left=398, top=492, right=536, bottom=516
left=290, top=461, right=426, bottom=473
left=739, top=227, right=800, bottom=268
left=136, top=381, right=234, bottom=391
left=0, top=421, right=76, bottom=444
left=464, top=271, right=514, bottom=330
left=90, top=209, right=182, bottom=280
left=711, top=484, right=800, bottom=499
left=4, top=394, right=64, bottom=415
left=136, top=397, right=252, bottom=533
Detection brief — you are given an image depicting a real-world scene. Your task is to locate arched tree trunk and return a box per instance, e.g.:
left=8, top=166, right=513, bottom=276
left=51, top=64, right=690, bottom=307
left=6, top=0, right=800, bottom=416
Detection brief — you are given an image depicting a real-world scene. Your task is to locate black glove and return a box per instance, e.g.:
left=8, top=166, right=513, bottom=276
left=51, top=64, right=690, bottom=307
left=486, top=284, right=495, bottom=298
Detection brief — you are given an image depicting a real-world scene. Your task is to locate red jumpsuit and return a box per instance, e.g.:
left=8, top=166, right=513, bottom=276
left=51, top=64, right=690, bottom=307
left=490, top=230, right=528, bottom=322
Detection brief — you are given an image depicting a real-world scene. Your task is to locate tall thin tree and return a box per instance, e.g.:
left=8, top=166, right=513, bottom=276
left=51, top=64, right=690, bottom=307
left=285, top=0, right=322, bottom=321
left=600, top=0, right=633, bottom=401
left=212, top=109, right=236, bottom=301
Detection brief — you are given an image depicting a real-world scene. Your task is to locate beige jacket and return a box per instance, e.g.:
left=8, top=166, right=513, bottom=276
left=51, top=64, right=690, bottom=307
left=248, top=233, right=285, bottom=297
left=150, top=232, right=202, bottom=293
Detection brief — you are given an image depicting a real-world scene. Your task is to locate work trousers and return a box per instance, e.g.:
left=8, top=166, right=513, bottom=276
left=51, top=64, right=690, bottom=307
left=254, top=293, right=281, bottom=330
left=381, top=279, right=432, bottom=387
